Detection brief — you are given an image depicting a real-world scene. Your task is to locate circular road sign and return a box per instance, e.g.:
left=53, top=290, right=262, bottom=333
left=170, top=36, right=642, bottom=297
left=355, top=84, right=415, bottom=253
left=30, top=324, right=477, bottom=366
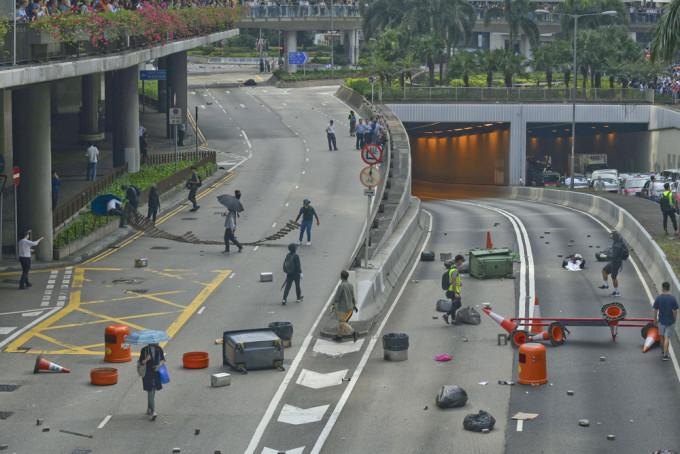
left=368, top=76, right=377, bottom=83
left=361, top=143, right=383, bottom=166
left=360, top=166, right=382, bottom=188
left=13, top=166, right=19, bottom=186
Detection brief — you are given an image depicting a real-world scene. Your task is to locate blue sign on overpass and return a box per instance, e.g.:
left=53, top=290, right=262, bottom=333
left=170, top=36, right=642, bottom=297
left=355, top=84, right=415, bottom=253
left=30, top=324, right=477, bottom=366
left=288, top=52, right=309, bottom=65
left=140, top=70, right=167, bottom=80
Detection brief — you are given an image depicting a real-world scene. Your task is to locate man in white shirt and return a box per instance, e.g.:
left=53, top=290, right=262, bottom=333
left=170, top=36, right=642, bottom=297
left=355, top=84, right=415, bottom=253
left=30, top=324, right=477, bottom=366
left=86, top=142, right=99, bottom=181
left=107, top=198, right=126, bottom=227
left=326, top=120, right=338, bottom=151
left=18, top=231, right=43, bottom=290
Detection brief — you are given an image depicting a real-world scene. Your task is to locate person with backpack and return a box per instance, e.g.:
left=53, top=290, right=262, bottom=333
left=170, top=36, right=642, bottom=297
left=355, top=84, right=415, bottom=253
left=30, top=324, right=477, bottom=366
left=295, top=199, right=320, bottom=246
left=122, top=184, right=140, bottom=211
left=442, top=254, right=465, bottom=325
left=186, top=166, right=201, bottom=212
left=282, top=243, right=303, bottom=305
left=660, top=182, right=678, bottom=236
left=348, top=110, right=357, bottom=137
left=599, top=231, right=627, bottom=297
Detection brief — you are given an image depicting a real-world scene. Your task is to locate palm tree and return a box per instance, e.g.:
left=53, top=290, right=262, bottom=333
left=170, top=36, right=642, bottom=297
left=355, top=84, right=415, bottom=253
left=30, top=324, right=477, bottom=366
left=447, top=51, right=478, bottom=87
left=411, top=32, right=446, bottom=87
left=554, top=0, right=629, bottom=36
left=483, top=0, right=539, bottom=52
left=361, top=0, right=411, bottom=40
left=650, top=0, right=680, bottom=63
left=497, top=50, right=526, bottom=87
left=531, top=40, right=571, bottom=88
left=475, top=49, right=504, bottom=87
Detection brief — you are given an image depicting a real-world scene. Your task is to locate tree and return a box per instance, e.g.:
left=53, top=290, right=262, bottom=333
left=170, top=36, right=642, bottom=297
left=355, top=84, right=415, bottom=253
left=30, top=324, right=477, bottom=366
left=554, top=0, right=629, bottom=36
left=497, top=49, right=526, bottom=87
left=447, top=51, right=478, bottom=87
left=361, top=0, right=411, bottom=40
left=475, top=49, right=504, bottom=87
left=411, top=32, right=446, bottom=87
left=483, top=0, right=539, bottom=51
left=650, top=0, right=680, bottom=63
left=531, top=40, right=571, bottom=88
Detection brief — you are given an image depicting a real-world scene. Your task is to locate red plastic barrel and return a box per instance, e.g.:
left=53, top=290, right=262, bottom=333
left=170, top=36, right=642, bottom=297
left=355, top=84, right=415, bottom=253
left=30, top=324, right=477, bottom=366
left=104, top=324, right=131, bottom=363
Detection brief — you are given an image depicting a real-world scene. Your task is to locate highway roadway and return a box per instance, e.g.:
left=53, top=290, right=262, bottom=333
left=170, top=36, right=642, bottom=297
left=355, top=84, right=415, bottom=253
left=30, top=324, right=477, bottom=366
left=0, top=67, right=679, bottom=453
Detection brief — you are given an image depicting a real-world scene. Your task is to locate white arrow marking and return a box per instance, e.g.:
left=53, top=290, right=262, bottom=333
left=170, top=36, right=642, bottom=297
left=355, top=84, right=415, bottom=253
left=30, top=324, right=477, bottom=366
left=312, top=339, right=364, bottom=357
left=262, top=447, right=305, bottom=454
left=278, top=404, right=329, bottom=425
left=296, top=369, right=348, bottom=389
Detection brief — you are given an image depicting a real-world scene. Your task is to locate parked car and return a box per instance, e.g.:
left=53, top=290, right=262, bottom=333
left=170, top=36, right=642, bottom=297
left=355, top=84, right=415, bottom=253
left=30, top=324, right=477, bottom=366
left=590, top=169, right=619, bottom=187
left=638, top=180, right=667, bottom=201
left=561, top=173, right=589, bottom=189
left=660, top=169, right=680, bottom=181
left=539, top=171, right=560, bottom=187
left=621, top=177, right=647, bottom=196
left=601, top=178, right=619, bottom=193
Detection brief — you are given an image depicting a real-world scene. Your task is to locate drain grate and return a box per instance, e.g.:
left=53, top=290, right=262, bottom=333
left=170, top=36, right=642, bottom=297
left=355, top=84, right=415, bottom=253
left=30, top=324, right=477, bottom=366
left=0, top=412, right=14, bottom=419
left=16, top=347, right=30, bottom=352
left=181, top=217, right=198, bottom=220
left=128, top=289, right=148, bottom=294
left=0, top=385, right=19, bottom=392
left=112, top=279, right=134, bottom=284
left=150, top=246, right=170, bottom=250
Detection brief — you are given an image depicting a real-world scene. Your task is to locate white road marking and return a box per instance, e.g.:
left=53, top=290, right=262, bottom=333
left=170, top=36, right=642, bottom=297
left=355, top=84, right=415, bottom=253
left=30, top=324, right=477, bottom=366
left=309, top=210, right=435, bottom=453
left=48, top=280, right=55, bottom=284
left=517, top=420, right=524, bottom=432
left=278, top=404, right=329, bottom=425
left=229, top=273, right=236, bottom=278
left=197, top=307, right=206, bottom=315
left=225, top=90, right=230, bottom=94
left=97, top=415, right=111, bottom=429
left=22, top=311, right=43, bottom=317
left=285, top=202, right=289, bottom=207
left=240, top=103, right=246, bottom=108
left=0, top=307, right=60, bottom=348
left=272, top=222, right=277, bottom=228
left=0, top=308, right=46, bottom=316
left=0, top=327, right=16, bottom=335
left=312, top=339, right=364, bottom=357
left=253, top=246, right=259, bottom=251
left=44, top=290, right=51, bottom=295
left=56, top=300, right=65, bottom=307
left=46, top=285, right=53, bottom=289
left=296, top=369, right=348, bottom=389
left=262, top=447, right=304, bottom=454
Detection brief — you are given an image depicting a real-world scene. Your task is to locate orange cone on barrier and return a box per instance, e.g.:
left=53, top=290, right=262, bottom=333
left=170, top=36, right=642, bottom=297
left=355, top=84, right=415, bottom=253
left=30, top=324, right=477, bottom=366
left=530, top=296, right=543, bottom=334
left=33, top=354, right=70, bottom=374
left=641, top=322, right=660, bottom=353
left=486, top=232, right=493, bottom=249
left=529, top=331, right=550, bottom=342
left=482, top=308, right=517, bottom=334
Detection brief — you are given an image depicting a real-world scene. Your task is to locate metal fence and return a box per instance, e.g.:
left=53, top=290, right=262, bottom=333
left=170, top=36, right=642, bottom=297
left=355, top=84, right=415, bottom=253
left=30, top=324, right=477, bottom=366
left=145, top=150, right=215, bottom=166
left=240, top=4, right=359, bottom=18
left=378, top=86, right=654, bottom=104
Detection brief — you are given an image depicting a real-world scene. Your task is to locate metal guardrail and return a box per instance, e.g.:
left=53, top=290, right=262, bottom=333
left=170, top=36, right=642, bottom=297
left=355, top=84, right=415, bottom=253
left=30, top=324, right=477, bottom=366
left=239, top=4, right=359, bottom=18
left=145, top=150, right=215, bottom=166
left=378, top=86, right=654, bottom=104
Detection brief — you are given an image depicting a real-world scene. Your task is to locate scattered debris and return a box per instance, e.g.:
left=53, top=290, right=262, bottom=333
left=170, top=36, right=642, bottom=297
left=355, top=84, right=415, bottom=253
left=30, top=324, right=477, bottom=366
left=498, top=381, right=515, bottom=385
left=567, top=390, right=574, bottom=395
left=58, top=429, right=93, bottom=438
left=195, top=429, right=200, bottom=435
left=607, top=435, right=615, bottom=440
left=423, top=406, right=428, bottom=410
left=579, top=419, right=590, bottom=427
left=478, top=381, right=488, bottom=385
left=36, top=419, right=43, bottom=426
left=41, top=428, right=49, bottom=432
left=600, top=356, right=606, bottom=361
left=214, top=339, right=223, bottom=345
left=512, top=412, right=538, bottom=420
left=463, top=410, right=496, bottom=432
left=435, top=354, right=452, bottom=362
left=412, top=280, right=419, bottom=283
left=342, top=378, right=351, bottom=382
left=435, top=385, right=468, bottom=408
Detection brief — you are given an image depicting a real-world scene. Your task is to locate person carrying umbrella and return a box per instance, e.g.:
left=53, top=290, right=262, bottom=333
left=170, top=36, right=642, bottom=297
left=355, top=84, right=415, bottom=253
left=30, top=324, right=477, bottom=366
left=128, top=330, right=169, bottom=421
left=217, top=191, right=244, bottom=254
left=295, top=199, right=320, bottom=246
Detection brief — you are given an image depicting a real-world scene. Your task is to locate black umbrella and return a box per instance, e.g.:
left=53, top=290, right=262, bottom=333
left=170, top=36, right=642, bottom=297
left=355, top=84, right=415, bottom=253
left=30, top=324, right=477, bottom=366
left=217, top=194, right=244, bottom=212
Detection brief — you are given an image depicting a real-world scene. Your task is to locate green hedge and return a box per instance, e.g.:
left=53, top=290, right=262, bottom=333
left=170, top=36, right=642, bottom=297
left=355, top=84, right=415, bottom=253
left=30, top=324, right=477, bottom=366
left=274, top=69, right=363, bottom=81
left=138, top=80, right=158, bottom=101
left=53, top=161, right=215, bottom=249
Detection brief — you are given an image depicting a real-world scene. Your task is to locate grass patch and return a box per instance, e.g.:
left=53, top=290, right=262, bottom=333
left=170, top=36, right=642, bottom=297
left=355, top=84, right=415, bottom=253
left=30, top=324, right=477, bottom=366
left=657, top=237, right=680, bottom=276
left=138, top=80, right=159, bottom=102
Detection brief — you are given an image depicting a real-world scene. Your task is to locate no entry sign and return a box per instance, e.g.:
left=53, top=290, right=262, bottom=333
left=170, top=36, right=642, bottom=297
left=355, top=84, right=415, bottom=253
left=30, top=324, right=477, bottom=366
left=361, top=143, right=383, bottom=166
left=12, top=166, right=19, bottom=186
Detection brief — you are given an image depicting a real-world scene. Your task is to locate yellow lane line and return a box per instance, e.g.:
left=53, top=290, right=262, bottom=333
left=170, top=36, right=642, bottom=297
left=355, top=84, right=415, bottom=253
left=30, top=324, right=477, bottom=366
left=32, top=332, right=94, bottom=355
left=135, top=294, right=188, bottom=310
left=83, top=171, right=236, bottom=265
left=79, top=291, right=185, bottom=306
left=145, top=269, right=197, bottom=280
left=255, top=75, right=264, bottom=81
left=165, top=270, right=231, bottom=339
left=44, top=310, right=184, bottom=330
left=80, top=268, right=125, bottom=271
left=187, top=111, right=208, bottom=147
left=76, top=307, right=147, bottom=331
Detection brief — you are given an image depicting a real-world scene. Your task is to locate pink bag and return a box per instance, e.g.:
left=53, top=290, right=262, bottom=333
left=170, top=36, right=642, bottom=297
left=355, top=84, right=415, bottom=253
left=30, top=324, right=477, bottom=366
left=435, top=354, right=453, bottom=362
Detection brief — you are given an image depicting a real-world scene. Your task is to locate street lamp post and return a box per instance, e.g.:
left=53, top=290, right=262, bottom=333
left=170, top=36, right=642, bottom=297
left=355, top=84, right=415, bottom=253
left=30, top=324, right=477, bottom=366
left=331, top=0, right=334, bottom=78
left=535, top=9, right=617, bottom=190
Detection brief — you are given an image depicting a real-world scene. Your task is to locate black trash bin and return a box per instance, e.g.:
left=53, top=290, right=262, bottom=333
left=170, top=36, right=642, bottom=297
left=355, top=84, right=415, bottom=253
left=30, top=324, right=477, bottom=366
left=382, top=333, right=409, bottom=361
left=268, top=322, right=294, bottom=348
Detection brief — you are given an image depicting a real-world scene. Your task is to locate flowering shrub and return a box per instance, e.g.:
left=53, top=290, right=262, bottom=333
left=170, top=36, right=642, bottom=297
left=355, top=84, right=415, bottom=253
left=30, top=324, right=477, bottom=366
left=30, top=3, right=240, bottom=50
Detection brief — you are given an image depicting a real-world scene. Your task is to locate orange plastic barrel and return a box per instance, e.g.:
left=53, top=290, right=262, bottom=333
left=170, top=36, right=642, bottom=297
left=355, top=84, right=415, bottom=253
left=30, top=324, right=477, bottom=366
left=104, top=324, right=131, bottom=363
left=90, top=367, right=118, bottom=385
left=183, top=352, right=209, bottom=369
left=517, top=342, right=548, bottom=386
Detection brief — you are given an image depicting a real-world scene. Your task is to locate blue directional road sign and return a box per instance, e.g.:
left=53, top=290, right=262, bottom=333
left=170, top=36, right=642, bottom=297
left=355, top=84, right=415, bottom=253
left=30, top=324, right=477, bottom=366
left=288, top=52, right=309, bottom=65
left=140, top=70, right=167, bottom=81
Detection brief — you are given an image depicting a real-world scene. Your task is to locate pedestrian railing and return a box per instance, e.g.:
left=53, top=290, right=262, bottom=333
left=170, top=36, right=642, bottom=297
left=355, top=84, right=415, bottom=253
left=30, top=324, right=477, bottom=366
left=145, top=150, right=215, bottom=166
left=378, top=86, right=653, bottom=104
left=52, top=163, right=128, bottom=231
left=239, top=4, right=360, bottom=18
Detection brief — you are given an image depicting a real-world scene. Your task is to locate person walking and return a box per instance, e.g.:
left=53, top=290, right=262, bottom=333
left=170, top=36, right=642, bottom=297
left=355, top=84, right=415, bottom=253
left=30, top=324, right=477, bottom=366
left=178, top=122, right=185, bottom=147
left=51, top=170, right=60, bottom=211
left=355, top=118, right=364, bottom=150
left=442, top=254, right=464, bottom=325
left=295, top=199, right=320, bottom=246
left=593, top=175, right=605, bottom=191
left=599, top=231, right=623, bottom=297
left=649, top=174, right=657, bottom=201
left=186, top=166, right=201, bottom=212
left=660, top=182, right=678, bottom=236
left=18, top=231, right=43, bottom=290
left=147, top=184, right=161, bottom=224
left=326, top=119, right=338, bottom=151
left=331, top=270, right=358, bottom=342
left=282, top=243, right=303, bottom=305
left=140, top=131, right=149, bottom=164
left=348, top=110, right=357, bottom=136
left=138, top=343, right=165, bottom=420
left=222, top=209, right=243, bottom=254
left=653, top=281, right=678, bottom=361
left=85, top=142, right=99, bottom=181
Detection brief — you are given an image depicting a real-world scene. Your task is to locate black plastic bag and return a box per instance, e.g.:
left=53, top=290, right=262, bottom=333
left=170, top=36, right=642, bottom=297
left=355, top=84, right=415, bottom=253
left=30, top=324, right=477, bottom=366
left=421, top=250, right=435, bottom=261
left=436, top=299, right=452, bottom=313
left=457, top=306, right=481, bottom=325
left=463, top=410, right=496, bottom=432
left=435, top=385, right=468, bottom=409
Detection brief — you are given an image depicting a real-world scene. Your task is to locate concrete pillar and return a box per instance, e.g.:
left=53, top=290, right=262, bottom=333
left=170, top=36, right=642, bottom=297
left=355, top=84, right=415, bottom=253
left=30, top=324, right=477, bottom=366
left=105, top=71, right=114, bottom=134
left=112, top=66, right=139, bottom=173
left=284, top=30, right=297, bottom=73
left=0, top=89, right=13, bottom=257
left=81, top=74, right=104, bottom=144
left=509, top=106, right=526, bottom=185
left=158, top=57, right=168, bottom=113
left=348, top=29, right=359, bottom=65
left=12, top=84, right=52, bottom=261
left=167, top=51, right=187, bottom=124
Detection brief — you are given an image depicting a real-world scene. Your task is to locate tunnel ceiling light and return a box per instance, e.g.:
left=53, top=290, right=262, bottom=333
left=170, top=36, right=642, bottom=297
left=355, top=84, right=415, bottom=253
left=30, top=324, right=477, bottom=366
left=464, top=127, right=473, bottom=130
left=552, top=130, right=557, bottom=132
left=603, top=125, right=609, bottom=127
left=484, top=123, right=493, bottom=126
left=434, top=131, right=442, bottom=133
left=454, top=128, right=463, bottom=131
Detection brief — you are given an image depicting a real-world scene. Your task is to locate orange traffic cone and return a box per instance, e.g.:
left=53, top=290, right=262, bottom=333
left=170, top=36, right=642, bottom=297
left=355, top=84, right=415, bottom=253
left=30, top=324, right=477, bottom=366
left=529, top=331, right=550, bottom=342
left=486, top=232, right=493, bottom=249
left=530, top=296, right=543, bottom=334
left=641, top=322, right=660, bottom=353
left=33, top=354, right=70, bottom=373
left=482, top=308, right=517, bottom=334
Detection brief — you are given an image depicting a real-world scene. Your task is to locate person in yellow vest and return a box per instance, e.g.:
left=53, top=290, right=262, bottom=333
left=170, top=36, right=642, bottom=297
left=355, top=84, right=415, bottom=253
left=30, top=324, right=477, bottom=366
left=660, top=183, right=677, bottom=236
left=443, top=255, right=464, bottom=325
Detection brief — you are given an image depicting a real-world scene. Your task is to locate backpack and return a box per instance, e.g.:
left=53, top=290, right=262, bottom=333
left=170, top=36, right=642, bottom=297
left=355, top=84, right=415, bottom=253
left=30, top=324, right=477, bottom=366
left=131, top=185, right=141, bottom=197
left=283, top=253, right=296, bottom=274
left=441, top=270, right=451, bottom=291
left=620, top=242, right=629, bottom=260
left=660, top=192, right=673, bottom=211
